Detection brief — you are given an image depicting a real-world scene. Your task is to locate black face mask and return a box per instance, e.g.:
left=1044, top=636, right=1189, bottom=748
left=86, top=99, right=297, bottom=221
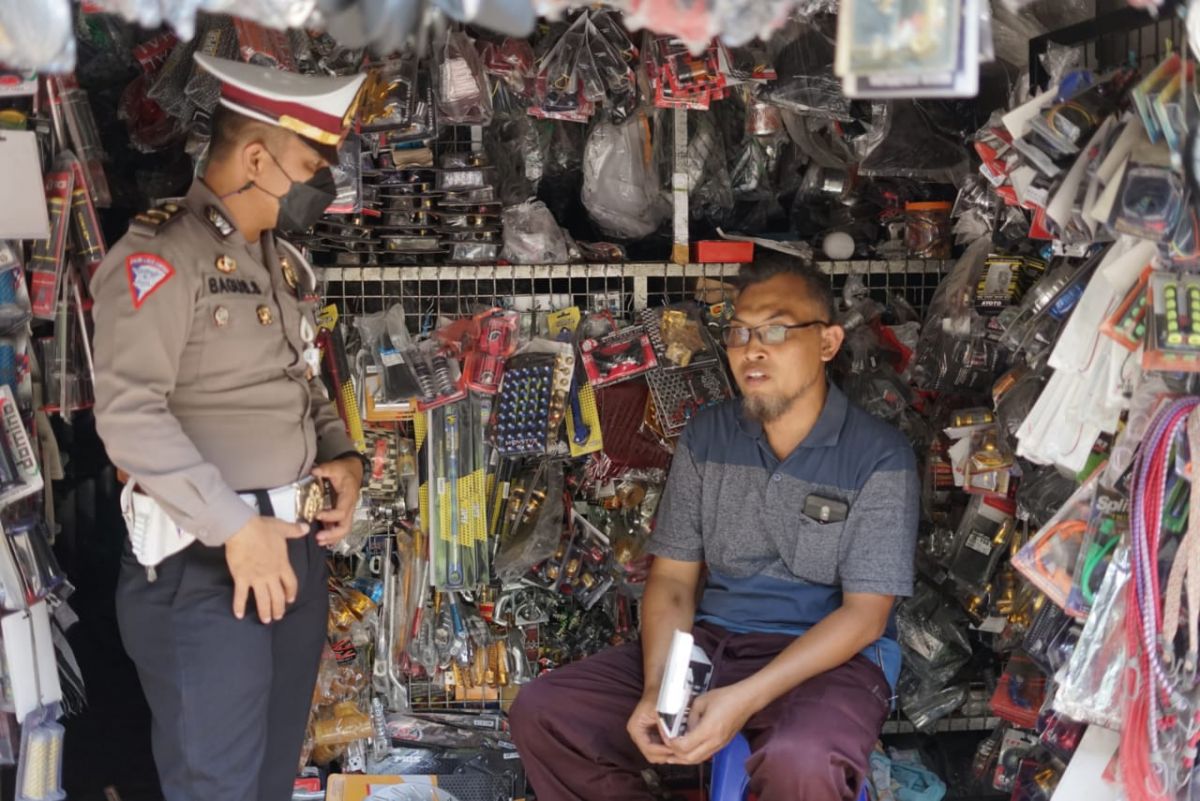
left=257, top=150, right=336, bottom=233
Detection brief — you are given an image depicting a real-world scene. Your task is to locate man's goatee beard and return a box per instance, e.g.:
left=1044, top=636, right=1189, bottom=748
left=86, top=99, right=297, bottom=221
left=743, top=393, right=799, bottom=423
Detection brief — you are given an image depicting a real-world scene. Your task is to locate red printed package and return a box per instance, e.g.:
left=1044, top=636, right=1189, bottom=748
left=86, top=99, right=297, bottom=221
left=579, top=327, right=658, bottom=387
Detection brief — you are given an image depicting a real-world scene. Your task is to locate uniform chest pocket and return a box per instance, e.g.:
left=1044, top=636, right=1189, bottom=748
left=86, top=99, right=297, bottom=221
left=200, top=294, right=279, bottom=336
left=780, top=514, right=845, bottom=586
left=193, top=295, right=281, bottom=383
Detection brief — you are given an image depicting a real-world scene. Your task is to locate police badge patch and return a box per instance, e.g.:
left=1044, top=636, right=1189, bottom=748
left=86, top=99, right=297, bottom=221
left=126, top=253, right=175, bottom=310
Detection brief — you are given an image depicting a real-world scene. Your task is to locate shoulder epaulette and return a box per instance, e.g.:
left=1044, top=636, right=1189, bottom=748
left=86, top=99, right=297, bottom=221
left=128, top=202, right=186, bottom=239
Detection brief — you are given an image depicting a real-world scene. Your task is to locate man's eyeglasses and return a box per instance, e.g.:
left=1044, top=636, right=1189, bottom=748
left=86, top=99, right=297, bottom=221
left=721, top=321, right=829, bottom=347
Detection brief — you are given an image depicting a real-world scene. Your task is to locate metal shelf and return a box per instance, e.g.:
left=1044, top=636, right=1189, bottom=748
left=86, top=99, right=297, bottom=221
left=317, top=258, right=953, bottom=329
left=882, top=715, right=1000, bottom=736
left=318, top=259, right=952, bottom=283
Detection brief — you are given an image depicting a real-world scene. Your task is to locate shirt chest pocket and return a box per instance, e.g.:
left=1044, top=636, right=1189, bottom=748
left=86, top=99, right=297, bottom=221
left=777, top=507, right=847, bottom=586
left=193, top=295, right=283, bottom=382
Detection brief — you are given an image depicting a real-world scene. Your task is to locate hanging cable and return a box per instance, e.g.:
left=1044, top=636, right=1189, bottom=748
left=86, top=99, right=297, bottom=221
left=1122, top=397, right=1200, bottom=801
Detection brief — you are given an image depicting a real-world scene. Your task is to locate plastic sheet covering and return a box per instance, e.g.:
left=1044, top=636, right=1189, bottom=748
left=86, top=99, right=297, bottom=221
left=858, top=102, right=970, bottom=185
left=1052, top=545, right=1129, bottom=730
left=0, top=0, right=75, bottom=72
left=762, top=21, right=851, bottom=122
left=582, top=114, right=668, bottom=240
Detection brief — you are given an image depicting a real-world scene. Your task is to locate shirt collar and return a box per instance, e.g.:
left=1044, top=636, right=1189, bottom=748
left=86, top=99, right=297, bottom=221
left=736, top=383, right=848, bottom=449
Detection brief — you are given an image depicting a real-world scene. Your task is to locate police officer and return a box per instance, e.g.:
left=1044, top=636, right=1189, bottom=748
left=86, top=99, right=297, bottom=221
left=91, top=55, right=367, bottom=801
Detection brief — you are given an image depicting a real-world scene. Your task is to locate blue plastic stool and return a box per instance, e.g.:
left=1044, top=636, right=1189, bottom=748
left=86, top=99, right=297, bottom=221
left=710, top=733, right=870, bottom=801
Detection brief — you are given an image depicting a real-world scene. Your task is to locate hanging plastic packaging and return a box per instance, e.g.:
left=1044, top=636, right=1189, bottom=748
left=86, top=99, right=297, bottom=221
left=762, top=21, right=850, bottom=122
left=435, top=29, right=493, bottom=126
left=493, top=461, right=565, bottom=583
left=1052, top=546, right=1129, bottom=729
left=582, top=114, right=667, bottom=240
left=1065, top=483, right=1127, bottom=618
left=1013, top=470, right=1098, bottom=613
left=15, top=711, right=65, bottom=801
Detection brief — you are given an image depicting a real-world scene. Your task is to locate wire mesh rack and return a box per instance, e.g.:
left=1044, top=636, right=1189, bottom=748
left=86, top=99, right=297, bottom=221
left=403, top=622, right=539, bottom=714
left=318, top=258, right=952, bottom=333
left=1029, top=2, right=1185, bottom=92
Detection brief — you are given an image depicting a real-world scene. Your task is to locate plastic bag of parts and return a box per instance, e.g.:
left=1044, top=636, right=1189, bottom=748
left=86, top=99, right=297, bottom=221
left=782, top=111, right=855, bottom=173
left=683, top=114, right=734, bottom=223
left=485, top=114, right=541, bottom=206
left=899, top=676, right=968, bottom=733
left=501, top=201, right=576, bottom=264
left=839, top=328, right=912, bottom=422
left=493, top=462, right=565, bottom=582
left=435, top=29, right=493, bottom=126
left=582, top=114, right=667, bottom=240
left=0, top=0, right=75, bottom=72
left=927, top=238, right=992, bottom=335
left=761, top=20, right=851, bottom=122
left=1052, top=546, right=1129, bottom=729
left=897, top=586, right=973, bottom=689
left=912, top=240, right=994, bottom=389
left=994, top=368, right=1045, bottom=442
left=1039, top=42, right=1084, bottom=90
left=729, top=137, right=774, bottom=198
left=951, top=177, right=1006, bottom=245
left=1015, top=467, right=1079, bottom=531
left=858, top=102, right=971, bottom=185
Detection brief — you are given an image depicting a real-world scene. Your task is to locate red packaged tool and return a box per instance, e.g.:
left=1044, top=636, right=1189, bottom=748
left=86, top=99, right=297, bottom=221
left=28, top=157, right=75, bottom=320
left=579, top=327, right=658, bottom=387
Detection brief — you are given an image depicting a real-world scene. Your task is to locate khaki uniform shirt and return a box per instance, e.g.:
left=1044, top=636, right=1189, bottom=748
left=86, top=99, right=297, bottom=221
left=91, top=178, right=355, bottom=546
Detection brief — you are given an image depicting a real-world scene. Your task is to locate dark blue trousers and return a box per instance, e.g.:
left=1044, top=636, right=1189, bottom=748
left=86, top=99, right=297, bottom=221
left=116, top=532, right=327, bottom=801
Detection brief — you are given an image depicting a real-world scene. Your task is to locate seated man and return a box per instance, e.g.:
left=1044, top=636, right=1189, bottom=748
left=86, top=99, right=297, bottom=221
left=510, top=254, right=918, bottom=801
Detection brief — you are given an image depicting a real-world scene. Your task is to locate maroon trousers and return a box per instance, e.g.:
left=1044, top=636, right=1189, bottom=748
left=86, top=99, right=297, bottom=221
left=510, top=622, right=891, bottom=801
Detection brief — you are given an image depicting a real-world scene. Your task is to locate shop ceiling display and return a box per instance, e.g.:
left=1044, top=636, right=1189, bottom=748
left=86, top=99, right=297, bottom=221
left=0, top=0, right=838, bottom=72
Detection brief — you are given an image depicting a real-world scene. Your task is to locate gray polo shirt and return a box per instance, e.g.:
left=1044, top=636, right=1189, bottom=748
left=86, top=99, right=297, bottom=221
left=647, top=385, right=919, bottom=686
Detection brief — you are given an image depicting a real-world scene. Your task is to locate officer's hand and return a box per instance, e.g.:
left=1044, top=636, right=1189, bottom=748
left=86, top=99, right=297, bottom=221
left=626, top=692, right=675, bottom=765
left=312, top=456, right=364, bottom=549
left=225, top=515, right=308, bottom=624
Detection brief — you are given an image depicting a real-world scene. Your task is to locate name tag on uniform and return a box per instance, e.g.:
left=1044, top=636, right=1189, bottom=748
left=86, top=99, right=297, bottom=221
left=803, top=494, right=848, bottom=524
